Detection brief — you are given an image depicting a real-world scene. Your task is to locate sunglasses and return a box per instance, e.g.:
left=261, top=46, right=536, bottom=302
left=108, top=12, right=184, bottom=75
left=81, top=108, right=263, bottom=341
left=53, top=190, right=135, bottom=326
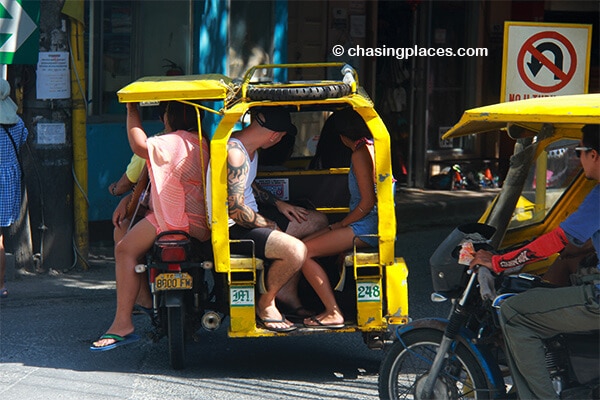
left=575, top=146, right=593, bottom=158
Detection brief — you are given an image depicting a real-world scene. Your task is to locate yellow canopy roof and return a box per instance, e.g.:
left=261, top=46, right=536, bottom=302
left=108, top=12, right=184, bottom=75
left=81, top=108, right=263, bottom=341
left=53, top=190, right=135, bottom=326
left=443, top=94, right=600, bottom=139
left=117, top=74, right=232, bottom=103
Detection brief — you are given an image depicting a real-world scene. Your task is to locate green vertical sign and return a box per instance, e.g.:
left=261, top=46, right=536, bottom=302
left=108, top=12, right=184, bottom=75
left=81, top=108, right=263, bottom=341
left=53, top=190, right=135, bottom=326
left=0, top=0, right=40, bottom=64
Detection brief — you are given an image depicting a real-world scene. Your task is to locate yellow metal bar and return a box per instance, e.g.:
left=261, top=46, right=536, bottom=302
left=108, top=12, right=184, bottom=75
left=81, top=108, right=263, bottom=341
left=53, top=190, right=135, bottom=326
left=315, top=207, right=350, bottom=214
left=179, top=99, right=223, bottom=116
left=210, top=105, right=246, bottom=272
left=354, top=107, right=396, bottom=267
left=534, top=152, right=547, bottom=221
left=257, top=168, right=350, bottom=177
left=386, top=258, right=409, bottom=325
left=70, top=13, right=88, bottom=269
left=241, top=62, right=346, bottom=84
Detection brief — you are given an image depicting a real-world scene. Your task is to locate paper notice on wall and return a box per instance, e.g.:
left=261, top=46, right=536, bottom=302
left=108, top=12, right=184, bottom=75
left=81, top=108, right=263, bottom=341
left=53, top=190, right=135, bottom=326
left=36, top=52, right=70, bottom=99
left=37, top=122, right=66, bottom=145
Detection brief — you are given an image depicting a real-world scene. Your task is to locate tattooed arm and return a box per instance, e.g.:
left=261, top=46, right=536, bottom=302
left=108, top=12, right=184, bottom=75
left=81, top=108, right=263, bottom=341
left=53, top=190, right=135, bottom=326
left=252, top=182, right=279, bottom=206
left=227, top=141, right=278, bottom=229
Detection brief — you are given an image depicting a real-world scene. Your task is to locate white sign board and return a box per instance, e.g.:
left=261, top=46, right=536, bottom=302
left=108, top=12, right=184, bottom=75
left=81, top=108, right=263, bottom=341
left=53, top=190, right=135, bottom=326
left=36, top=52, right=70, bottom=99
left=501, top=22, right=592, bottom=102
left=37, top=122, right=66, bottom=145
left=254, top=178, right=289, bottom=201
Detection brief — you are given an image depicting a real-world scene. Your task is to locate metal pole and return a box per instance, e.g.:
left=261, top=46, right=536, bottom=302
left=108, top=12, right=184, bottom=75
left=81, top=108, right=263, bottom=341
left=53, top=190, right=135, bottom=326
left=69, top=10, right=89, bottom=269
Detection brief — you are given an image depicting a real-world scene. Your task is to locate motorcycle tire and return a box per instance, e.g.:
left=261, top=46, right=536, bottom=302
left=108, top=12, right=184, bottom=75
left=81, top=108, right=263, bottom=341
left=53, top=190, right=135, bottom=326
left=168, top=305, right=186, bottom=370
left=378, top=328, right=493, bottom=400
left=246, top=82, right=351, bottom=101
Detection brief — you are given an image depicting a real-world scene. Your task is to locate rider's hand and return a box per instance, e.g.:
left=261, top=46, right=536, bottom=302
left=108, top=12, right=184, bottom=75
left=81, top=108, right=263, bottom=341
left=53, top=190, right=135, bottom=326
left=112, top=196, right=130, bottom=228
left=275, top=201, right=308, bottom=224
left=469, top=249, right=495, bottom=271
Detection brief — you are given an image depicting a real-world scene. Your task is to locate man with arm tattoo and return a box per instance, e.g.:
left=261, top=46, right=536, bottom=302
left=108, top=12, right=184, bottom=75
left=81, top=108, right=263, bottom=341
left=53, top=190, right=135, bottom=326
left=208, top=107, right=325, bottom=332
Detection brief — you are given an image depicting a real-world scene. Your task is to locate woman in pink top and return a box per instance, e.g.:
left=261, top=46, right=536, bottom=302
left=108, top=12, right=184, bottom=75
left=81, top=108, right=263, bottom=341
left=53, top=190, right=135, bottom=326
left=91, top=101, right=210, bottom=351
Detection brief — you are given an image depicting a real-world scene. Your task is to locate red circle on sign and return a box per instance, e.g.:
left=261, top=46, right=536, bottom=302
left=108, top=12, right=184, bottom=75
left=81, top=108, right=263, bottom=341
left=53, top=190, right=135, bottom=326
left=517, top=31, right=577, bottom=93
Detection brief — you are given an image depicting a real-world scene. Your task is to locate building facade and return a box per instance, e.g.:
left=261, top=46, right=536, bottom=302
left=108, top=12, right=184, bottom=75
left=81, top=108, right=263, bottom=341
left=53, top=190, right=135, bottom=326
left=4, top=0, right=598, bottom=268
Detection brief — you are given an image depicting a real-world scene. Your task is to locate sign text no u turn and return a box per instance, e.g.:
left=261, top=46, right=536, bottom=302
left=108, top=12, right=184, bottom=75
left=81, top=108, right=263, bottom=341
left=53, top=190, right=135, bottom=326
left=501, top=22, right=592, bottom=102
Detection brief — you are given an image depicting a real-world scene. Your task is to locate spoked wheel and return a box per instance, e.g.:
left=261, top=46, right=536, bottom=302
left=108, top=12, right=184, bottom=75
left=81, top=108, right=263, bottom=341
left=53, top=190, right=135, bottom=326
left=378, top=329, right=492, bottom=400
left=168, top=304, right=186, bottom=370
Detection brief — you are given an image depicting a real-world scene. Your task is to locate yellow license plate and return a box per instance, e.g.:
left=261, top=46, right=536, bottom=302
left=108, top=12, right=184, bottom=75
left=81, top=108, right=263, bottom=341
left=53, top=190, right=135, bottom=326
left=155, top=272, right=193, bottom=291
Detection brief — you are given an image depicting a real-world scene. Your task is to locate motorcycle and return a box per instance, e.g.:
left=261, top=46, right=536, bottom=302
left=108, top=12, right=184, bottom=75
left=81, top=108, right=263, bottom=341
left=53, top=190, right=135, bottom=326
left=139, top=230, right=223, bottom=369
left=378, top=223, right=599, bottom=399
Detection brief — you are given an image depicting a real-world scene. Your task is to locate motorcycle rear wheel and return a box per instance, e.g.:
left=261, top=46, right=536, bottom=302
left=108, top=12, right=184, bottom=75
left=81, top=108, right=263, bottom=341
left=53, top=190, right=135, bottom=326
left=168, top=305, right=186, bottom=370
left=378, top=328, right=492, bottom=400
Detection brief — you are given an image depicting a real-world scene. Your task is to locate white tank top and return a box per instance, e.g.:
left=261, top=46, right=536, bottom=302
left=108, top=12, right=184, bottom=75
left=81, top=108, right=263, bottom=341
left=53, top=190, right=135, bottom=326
left=206, top=137, right=258, bottom=227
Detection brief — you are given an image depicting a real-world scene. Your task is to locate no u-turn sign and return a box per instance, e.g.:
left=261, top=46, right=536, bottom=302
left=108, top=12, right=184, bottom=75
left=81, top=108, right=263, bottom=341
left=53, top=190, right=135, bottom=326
left=501, top=22, right=592, bottom=102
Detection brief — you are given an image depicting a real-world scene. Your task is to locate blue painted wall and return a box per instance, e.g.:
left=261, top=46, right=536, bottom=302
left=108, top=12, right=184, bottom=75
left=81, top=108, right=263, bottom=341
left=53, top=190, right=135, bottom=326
left=87, top=121, right=163, bottom=221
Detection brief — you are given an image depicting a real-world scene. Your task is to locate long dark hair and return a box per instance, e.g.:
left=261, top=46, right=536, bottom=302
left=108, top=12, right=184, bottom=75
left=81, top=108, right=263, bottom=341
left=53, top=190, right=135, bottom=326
left=333, top=108, right=373, bottom=141
left=164, top=101, right=203, bottom=132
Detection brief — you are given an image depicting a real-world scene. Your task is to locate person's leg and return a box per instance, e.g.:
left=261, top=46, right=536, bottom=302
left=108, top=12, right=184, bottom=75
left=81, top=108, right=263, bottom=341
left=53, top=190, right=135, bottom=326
left=276, top=210, right=328, bottom=309
left=113, top=218, right=131, bottom=244
left=0, top=229, right=5, bottom=294
left=93, top=218, right=156, bottom=347
left=285, top=209, right=328, bottom=239
left=257, top=230, right=306, bottom=330
left=500, top=285, right=600, bottom=399
left=301, top=227, right=358, bottom=326
left=113, top=217, right=151, bottom=308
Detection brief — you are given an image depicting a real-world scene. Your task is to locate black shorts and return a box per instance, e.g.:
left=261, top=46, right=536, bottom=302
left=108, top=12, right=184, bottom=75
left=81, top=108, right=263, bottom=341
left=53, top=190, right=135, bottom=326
left=229, top=225, right=273, bottom=259
left=228, top=205, right=289, bottom=259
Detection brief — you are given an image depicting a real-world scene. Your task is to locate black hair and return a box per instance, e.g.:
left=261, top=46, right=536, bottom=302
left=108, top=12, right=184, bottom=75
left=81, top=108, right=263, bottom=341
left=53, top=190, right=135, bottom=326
left=332, top=108, right=372, bottom=141
left=582, top=124, right=600, bottom=152
left=164, top=101, right=204, bottom=132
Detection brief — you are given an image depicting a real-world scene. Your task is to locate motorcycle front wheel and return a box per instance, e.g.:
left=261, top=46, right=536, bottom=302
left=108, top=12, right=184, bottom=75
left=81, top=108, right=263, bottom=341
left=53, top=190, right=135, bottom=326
left=378, top=328, right=492, bottom=400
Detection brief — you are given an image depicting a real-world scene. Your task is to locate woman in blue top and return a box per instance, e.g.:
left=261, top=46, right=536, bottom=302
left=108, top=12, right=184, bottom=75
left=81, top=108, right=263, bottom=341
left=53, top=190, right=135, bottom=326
left=0, top=79, right=28, bottom=299
left=302, top=109, right=378, bottom=329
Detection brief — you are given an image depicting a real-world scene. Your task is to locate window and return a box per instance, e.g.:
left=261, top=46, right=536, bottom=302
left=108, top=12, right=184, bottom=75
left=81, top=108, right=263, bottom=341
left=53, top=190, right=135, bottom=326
left=508, top=139, right=582, bottom=229
left=89, top=1, right=192, bottom=117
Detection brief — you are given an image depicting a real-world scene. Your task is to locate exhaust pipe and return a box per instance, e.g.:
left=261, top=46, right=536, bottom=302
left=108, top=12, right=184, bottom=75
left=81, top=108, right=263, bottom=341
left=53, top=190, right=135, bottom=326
left=201, top=311, right=221, bottom=331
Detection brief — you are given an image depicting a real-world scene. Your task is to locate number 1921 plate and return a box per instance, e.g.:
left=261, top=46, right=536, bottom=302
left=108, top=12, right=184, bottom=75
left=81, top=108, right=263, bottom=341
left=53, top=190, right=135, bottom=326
left=155, top=272, right=192, bottom=291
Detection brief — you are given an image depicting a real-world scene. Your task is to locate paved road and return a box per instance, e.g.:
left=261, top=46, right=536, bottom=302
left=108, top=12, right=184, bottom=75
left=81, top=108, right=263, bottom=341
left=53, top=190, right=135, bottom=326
left=0, top=226, right=454, bottom=399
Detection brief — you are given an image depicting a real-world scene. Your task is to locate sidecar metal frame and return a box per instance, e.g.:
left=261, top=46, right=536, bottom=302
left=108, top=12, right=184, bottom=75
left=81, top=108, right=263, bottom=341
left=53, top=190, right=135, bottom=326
left=117, top=63, right=409, bottom=342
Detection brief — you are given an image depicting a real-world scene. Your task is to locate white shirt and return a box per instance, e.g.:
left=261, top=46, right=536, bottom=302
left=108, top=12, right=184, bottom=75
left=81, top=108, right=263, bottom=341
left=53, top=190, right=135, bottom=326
left=206, top=137, right=258, bottom=227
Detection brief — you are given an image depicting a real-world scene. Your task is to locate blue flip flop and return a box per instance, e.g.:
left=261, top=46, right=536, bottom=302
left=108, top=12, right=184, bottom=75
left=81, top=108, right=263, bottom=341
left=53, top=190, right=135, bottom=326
left=90, top=333, right=140, bottom=352
left=0, top=287, right=7, bottom=299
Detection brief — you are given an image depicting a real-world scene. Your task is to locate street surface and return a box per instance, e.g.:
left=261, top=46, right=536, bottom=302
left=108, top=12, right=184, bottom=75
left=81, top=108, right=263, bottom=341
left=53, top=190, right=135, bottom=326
left=0, top=226, right=453, bottom=399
